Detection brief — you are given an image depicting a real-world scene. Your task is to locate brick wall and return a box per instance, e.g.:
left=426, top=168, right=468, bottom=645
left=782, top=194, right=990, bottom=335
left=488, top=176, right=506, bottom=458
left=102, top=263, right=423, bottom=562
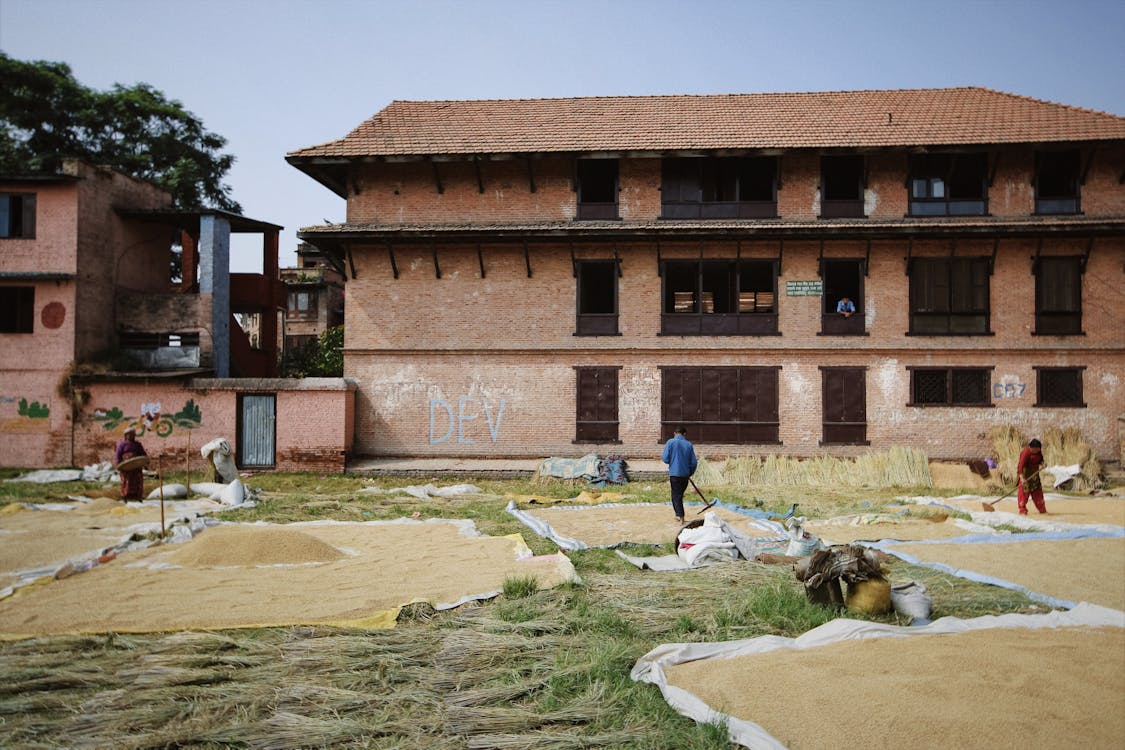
left=343, top=239, right=1124, bottom=461
left=67, top=379, right=356, bottom=473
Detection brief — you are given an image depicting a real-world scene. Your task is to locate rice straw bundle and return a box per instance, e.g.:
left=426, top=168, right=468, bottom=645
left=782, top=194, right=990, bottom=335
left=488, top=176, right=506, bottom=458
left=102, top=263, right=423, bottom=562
left=692, top=455, right=725, bottom=487
left=717, top=448, right=931, bottom=489
left=1042, top=427, right=1102, bottom=491
left=988, top=425, right=1026, bottom=484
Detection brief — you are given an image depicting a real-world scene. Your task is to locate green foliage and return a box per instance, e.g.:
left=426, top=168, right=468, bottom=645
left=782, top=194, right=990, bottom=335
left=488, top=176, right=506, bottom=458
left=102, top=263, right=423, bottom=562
left=16, top=398, right=49, bottom=419
left=281, top=325, right=344, bottom=377
left=501, top=576, right=540, bottom=599
left=0, top=52, right=239, bottom=212
left=172, top=399, right=202, bottom=427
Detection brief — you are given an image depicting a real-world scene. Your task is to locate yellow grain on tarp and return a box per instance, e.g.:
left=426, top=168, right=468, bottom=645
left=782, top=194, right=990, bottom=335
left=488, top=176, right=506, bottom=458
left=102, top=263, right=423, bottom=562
left=807, top=518, right=972, bottom=544
left=943, top=496, right=1125, bottom=527
left=165, top=525, right=347, bottom=567
left=892, top=537, right=1125, bottom=610
left=522, top=504, right=774, bottom=547
left=666, top=626, right=1125, bottom=750
left=0, top=521, right=575, bottom=638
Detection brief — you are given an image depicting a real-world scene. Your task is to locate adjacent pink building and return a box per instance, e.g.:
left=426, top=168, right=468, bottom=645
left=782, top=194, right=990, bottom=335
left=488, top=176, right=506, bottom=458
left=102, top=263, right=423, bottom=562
left=288, top=87, right=1125, bottom=463
left=1, top=160, right=354, bottom=471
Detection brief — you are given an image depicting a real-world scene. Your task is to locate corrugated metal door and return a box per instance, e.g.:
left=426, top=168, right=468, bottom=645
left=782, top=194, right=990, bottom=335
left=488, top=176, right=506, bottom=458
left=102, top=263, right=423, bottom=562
left=238, top=394, right=275, bottom=467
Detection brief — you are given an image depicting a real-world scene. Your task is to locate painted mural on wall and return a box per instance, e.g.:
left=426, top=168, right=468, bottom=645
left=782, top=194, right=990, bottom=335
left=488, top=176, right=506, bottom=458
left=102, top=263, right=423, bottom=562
left=92, top=399, right=202, bottom=437
left=0, top=396, right=51, bottom=433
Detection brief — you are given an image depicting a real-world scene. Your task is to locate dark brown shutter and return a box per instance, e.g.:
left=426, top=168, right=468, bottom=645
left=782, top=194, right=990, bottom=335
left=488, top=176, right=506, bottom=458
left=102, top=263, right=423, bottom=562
left=575, top=367, right=619, bottom=442
left=822, top=368, right=867, bottom=444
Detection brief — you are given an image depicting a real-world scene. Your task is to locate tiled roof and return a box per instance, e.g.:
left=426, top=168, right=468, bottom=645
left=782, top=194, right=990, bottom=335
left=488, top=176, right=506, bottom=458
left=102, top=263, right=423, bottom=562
left=289, top=88, right=1125, bottom=159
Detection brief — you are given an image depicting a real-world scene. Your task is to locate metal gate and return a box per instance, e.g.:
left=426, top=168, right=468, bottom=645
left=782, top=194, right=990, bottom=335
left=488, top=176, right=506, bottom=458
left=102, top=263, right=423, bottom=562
left=238, top=394, right=275, bottom=467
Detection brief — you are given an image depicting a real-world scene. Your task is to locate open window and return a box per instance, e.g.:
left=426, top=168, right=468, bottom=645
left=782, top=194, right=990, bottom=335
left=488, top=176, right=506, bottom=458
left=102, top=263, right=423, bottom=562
left=575, top=260, right=618, bottom=335
left=1034, top=256, right=1082, bottom=335
left=661, top=366, right=780, bottom=444
left=0, top=193, right=36, bottom=239
left=908, top=257, right=990, bottom=335
left=909, top=154, right=987, bottom=216
left=820, top=156, right=865, bottom=218
left=661, top=157, right=777, bottom=218
left=0, top=286, right=34, bottom=333
left=820, top=259, right=865, bottom=335
left=576, top=159, right=619, bottom=220
left=661, top=258, right=778, bottom=335
left=1034, top=367, right=1085, bottom=407
left=908, top=367, right=992, bottom=406
left=575, top=366, right=620, bottom=442
left=1035, top=150, right=1081, bottom=215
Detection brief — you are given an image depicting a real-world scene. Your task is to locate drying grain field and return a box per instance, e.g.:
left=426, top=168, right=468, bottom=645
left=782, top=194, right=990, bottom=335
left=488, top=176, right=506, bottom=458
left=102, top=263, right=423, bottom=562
left=0, top=472, right=1067, bottom=749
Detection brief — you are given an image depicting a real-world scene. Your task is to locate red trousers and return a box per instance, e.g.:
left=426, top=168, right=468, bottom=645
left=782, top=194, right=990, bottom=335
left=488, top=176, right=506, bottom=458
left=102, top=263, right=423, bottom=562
left=1017, top=484, right=1046, bottom=514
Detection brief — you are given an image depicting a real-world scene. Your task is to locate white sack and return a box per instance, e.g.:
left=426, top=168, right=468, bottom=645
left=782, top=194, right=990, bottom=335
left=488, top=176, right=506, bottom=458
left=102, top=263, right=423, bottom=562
left=218, top=479, right=246, bottom=505
left=147, top=484, right=188, bottom=499
left=190, top=482, right=227, bottom=498
left=200, top=437, right=238, bottom=483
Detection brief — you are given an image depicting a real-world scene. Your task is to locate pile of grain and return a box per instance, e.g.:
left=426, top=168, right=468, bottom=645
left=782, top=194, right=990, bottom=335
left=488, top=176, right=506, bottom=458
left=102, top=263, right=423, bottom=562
left=165, top=525, right=347, bottom=567
left=666, top=626, right=1125, bottom=749
left=520, top=504, right=776, bottom=547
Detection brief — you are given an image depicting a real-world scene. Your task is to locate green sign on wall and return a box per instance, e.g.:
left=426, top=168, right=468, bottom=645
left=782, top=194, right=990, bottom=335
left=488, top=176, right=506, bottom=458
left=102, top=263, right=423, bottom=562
left=786, top=280, right=823, bottom=296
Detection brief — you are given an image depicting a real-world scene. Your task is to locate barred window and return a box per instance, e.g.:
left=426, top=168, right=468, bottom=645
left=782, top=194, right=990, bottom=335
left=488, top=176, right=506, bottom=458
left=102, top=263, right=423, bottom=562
left=909, top=367, right=992, bottom=406
left=1035, top=367, right=1085, bottom=407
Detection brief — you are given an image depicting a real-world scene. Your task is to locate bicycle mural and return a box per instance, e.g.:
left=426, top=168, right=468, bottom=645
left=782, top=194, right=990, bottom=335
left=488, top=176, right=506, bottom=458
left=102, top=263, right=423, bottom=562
left=92, top=399, right=202, bottom=437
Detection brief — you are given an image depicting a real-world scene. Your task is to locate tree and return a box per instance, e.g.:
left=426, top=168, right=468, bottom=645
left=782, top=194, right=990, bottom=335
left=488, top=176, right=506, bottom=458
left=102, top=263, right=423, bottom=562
left=0, top=53, right=240, bottom=212
left=281, top=326, right=344, bottom=378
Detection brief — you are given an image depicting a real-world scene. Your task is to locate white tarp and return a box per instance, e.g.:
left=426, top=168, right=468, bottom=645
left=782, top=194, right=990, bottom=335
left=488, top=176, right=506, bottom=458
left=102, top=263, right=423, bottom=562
left=631, top=603, right=1125, bottom=750
left=357, top=483, right=483, bottom=500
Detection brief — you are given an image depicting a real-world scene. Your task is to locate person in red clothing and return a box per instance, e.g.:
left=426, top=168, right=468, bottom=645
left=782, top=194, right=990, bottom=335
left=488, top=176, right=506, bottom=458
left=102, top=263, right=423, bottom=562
left=114, top=426, right=148, bottom=500
left=1016, top=438, right=1047, bottom=515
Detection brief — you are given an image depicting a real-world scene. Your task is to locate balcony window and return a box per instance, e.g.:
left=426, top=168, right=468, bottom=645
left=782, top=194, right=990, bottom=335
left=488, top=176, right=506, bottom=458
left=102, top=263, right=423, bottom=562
left=288, top=289, right=318, bottom=320
left=908, top=257, right=990, bottom=335
left=1034, top=256, right=1082, bottom=335
left=820, top=259, right=865, bottom=335
left=575, top=260, right=618, bottom=335
left=661, top=157, right=777, bottom=219
left=820, top=156, right=865, bottom=218
left=662, top=258, right=778, bottom=335
left=909, top=367, right=992, bottom=406
left=0, top=286, right=34, bottom=333
left=1035, top=150, right=1080, bottom=215
left=909, top=154, right=987, bottom=216
left=0, top=193, right=36, bottom=239
left=576, top=160, right=618, bottom=220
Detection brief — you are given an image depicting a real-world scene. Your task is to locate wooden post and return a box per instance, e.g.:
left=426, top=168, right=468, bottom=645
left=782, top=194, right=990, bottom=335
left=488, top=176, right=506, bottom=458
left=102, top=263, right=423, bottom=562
left=158, top=455, right=166, bottom=540
left=185, top=429, right=191, bottom=488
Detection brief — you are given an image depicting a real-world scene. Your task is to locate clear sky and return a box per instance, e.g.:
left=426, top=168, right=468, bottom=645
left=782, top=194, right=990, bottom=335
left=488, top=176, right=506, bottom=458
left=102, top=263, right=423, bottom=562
left=2, top=0, right=1123, bottom=271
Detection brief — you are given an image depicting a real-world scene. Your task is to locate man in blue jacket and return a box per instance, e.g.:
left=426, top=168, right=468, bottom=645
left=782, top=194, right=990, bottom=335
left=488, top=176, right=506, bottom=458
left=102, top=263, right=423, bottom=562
left=662, top=425, right=698, bottom=525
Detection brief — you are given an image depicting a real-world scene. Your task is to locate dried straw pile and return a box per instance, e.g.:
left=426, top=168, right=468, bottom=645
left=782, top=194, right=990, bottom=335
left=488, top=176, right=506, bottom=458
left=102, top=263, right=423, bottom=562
left=723, top=447, right=931, bottom=489
left=989, top=425, right=1102, bottom=490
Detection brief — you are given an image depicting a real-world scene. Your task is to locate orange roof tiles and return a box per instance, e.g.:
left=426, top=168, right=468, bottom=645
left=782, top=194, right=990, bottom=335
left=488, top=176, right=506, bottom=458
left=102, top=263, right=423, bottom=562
left=288, top=87, right=1125, bottom=159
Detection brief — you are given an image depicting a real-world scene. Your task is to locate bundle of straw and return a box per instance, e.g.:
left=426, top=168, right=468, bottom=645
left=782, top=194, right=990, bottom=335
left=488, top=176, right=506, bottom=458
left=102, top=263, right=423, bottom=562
left=1042, top=427, right=1102, bottom=491
left=988, top=425, right=1026, bottom=484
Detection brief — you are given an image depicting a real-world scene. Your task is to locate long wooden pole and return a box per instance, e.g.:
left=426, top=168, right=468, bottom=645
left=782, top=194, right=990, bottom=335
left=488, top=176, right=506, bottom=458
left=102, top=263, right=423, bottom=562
left=158, top=455, right=166, bottom=539
left=185, top=429, right=191, bottom=489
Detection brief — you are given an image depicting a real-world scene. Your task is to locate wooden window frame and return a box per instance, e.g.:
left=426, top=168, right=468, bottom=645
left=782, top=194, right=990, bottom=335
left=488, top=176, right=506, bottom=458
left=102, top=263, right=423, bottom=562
left=1034, top=366, right=1086, bottom=408
left=907, top=366, right=994, bottom=407
left=820, top=366, right=869, bottom=446
left=660, top=156, right=778, bottom=219
left=1034, top=150, right=1081, bottom=215
left=907, top=153, right=988, bottom=216
left=0, top=193, right=36, bottom=239
left=819, top=258, right=867, bottom=336
left=575, top=259, right=620, bottom=336
left=1034, top=256, right=1083, bottom=336
left=819, top=155, right=865, bottom=218
left=576, top=159, right=620, bottom=220
left=659, top=365, right=781, bottom=445
left=0, top=285, right=34, bottom=333
left=574, top=366, right=621, bottom=443
left=907, top=257, right=992, bottom=336
left=660, top=258, right=779, bottom=336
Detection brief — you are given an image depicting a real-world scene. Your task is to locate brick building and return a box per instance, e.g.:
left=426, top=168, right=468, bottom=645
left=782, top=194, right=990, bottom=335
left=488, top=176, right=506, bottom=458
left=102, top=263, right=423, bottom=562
left=280, top=242, right=345, bottom=353
left=287, top=88, right=1125, bottom=463
left=1, top=160, right=353, bottom=471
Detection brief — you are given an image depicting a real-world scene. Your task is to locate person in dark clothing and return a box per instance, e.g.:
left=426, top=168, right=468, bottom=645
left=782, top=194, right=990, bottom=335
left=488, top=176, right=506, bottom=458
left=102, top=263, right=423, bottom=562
left=1017, top=438, right=1047, bottom=515
left=115, top=426, right=147, bottom=500
left=661, top=425, right=698, bottom=526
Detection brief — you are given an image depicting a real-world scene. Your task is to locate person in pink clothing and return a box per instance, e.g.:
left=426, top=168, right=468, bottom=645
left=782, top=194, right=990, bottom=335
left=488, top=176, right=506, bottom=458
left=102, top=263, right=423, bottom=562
left=1016, top=438, right=1047, bottom=515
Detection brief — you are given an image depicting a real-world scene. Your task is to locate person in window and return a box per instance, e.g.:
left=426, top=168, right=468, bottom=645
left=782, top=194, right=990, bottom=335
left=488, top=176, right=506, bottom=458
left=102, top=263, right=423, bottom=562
left=1016, top=438, right=1047, bottom=515
left=114, top=426, right=148, bottom=500
left=662, top=425, right=698, bottom=526
left=836, top=296, right=856, bottom=318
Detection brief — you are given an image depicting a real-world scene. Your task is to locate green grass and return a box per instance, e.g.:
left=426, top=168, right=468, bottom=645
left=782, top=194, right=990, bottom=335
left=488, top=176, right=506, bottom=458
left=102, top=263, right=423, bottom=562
left=0, top=472, right=1050, bottom=748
